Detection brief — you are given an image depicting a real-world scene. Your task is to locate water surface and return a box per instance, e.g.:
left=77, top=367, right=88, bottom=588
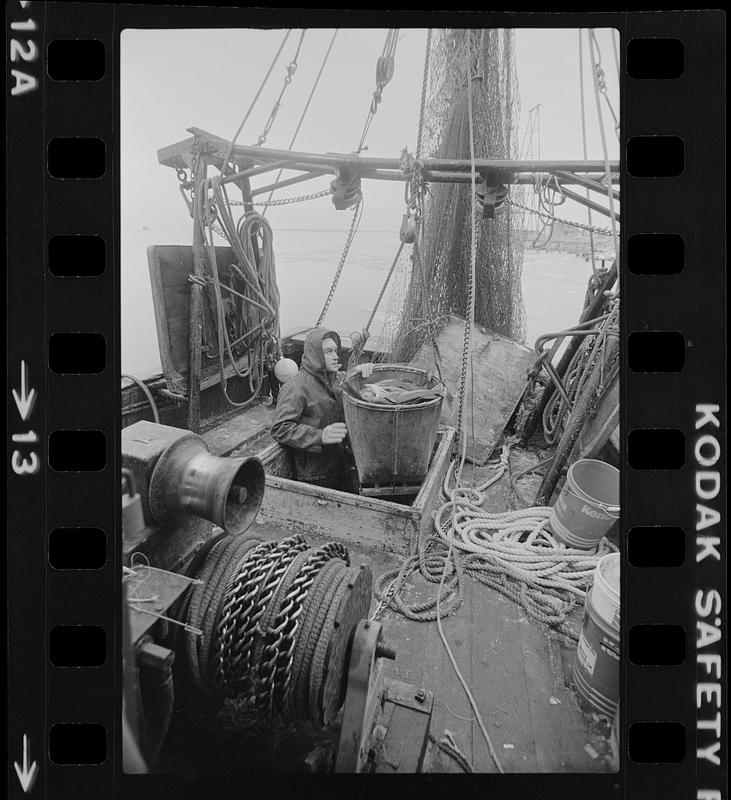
left=122, top=227, right=599, bottom=378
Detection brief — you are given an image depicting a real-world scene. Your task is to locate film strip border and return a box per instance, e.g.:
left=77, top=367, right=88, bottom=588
left=623, top=12, right=726, bottom=800
left=5, top=6, right=726, bottom=798
left=8, top=4, right=114, bottom=799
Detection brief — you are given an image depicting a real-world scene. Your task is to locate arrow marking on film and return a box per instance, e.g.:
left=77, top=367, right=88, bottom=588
left=14, top=734, right=38, bottom=794
left=12, top=361, right=37, bottom=422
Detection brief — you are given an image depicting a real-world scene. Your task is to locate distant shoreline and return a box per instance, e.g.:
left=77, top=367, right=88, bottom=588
left=132, top=227, right=406, bottom=234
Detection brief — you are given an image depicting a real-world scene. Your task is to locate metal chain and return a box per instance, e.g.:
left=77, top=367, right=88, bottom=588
left=264, top=542, right=349, bottom=714
left=455, top=33, right=478, bottom=451
left=227, top=187, right=332, bottom=207
left=255, top=548, right=315, bottom=713
left=256, top=542, right=348, bottom=714
left=371, top=555, right=415, bottom=622
left=314, top=199, right=363, bottom=327
left=215, top=536, right=306, bottom=694
left=213, top=541, right=278, bottom=692
left=507, top=198, right=615, bottom=238
left=244, top=538, right=308, bottom=675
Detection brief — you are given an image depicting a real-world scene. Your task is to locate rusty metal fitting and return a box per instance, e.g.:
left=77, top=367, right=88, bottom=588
left=375, top=641, right=396, bottom=661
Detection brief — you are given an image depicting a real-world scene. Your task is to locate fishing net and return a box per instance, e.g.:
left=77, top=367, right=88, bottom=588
left=377, top=29, right=527, bottom=363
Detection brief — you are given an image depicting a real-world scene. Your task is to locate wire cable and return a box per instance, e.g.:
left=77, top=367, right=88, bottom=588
left=434, top=32, right=504, bottom=775
left=221, top=30, right=292, bottom=173
left=578, top=30, right=597, bottom=274
left=261, top=29, right=339, bottom=216
left=121, top=373, right=160, bottom=423
left=588, top=30, right=620, bottom=262
left=253, top=30, right=307, bottom=148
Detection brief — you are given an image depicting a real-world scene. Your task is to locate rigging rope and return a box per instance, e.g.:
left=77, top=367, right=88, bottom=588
left=195, top=175, right=281, bottom=408
left=221, top=30, right=292, bottom=174
left=373, top=449, right=618, bottom=636
left=436, top=33, right=504, bottom=775
left=415, top=29, right=432, bottom=161
left=588, top=30, right=621, bottom=261
left=253, top=29, right=307, bottom=148
left=312, top=30, right=402, bottom=328
left=578, top=30, right=598, bottom=274
left=589, top=30, right=620, bottom=140
left=356, top=29, right=399, bottom=154
left=261, top=29, right=340, bottom=216
left=611, top=29, right=621, bottom=85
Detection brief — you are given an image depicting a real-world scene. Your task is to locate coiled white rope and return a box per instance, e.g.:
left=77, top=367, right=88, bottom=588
left=435, top=445, right=615, bottom=604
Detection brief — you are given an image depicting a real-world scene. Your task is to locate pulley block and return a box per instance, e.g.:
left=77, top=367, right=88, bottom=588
left=376, top=54, right=395, bottom=86
left=331, top=175, right=362, bottom=210
left=475, top=180, right=508, bottom=219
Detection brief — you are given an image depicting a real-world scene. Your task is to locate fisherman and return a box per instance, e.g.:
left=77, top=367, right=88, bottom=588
left=270, top=328, right=373, bottom=491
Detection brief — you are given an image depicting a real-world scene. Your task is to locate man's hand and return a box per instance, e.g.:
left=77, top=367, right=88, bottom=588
left=322, top=422, right=348, bottom=444
left=355, top=362, right=375, bottom=379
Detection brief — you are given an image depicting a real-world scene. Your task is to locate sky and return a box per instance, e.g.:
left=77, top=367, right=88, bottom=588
left=120, top=26, right=620, bottom=235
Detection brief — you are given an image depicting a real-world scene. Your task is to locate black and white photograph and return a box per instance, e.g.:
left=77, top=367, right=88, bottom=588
left=120, top=26, right=622, bottom=775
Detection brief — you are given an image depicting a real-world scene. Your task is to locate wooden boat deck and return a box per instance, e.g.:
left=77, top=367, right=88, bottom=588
left=185, top=362, right=616, bottom=773
left=250, top=449, right=614, bottom=774
left=377, top=567, right=613, bottom=773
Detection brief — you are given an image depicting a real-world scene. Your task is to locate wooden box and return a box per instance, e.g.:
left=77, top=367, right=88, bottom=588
left=147, top=244, right=250, bottom=394
left=255, top=427, right=456, bottom=556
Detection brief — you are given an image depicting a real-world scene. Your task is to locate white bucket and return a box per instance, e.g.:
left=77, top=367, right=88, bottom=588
left=591, top=552, right=620, bottom=630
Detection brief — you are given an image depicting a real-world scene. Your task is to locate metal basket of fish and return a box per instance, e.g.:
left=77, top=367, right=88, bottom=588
left=342, top=365, right=444, bottom=492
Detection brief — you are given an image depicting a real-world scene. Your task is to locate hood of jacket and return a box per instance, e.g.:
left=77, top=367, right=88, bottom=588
left=301, top=328, right=342, bottom=386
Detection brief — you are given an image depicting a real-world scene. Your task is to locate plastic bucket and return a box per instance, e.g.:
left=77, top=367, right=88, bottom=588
left=342, top=365, right=442, bottom=487
left=548, top=458, right=620, bottom=549
left=572, top=590, right=620, bottom=718
left=591, top=553, right=620, bottom=630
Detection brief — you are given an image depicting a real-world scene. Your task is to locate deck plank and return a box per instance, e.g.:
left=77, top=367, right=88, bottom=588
left=211, top=447, right=613, bottom=774
left=202, top=400, right=274, bottom=456
left=469, top=590, right=540, bottom=772
left=521, top=625, right=606, bottom=772
left=371, top=451, right=612, bottom=774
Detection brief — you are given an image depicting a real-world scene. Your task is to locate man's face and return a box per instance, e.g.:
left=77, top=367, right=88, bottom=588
left=322, top=338, right=341, bottom=373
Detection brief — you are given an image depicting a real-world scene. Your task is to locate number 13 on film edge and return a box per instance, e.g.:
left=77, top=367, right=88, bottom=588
left=11, top=359, right=39, bottom=476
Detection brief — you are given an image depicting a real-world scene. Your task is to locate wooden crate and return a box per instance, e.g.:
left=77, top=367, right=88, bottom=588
left=147, top=244, right=251, bottom=394
left=255, top=427, right=455, bottom=556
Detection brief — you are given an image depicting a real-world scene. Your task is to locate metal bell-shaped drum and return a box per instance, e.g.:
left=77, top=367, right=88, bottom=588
left=148, top=432, right=265, bottom=535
